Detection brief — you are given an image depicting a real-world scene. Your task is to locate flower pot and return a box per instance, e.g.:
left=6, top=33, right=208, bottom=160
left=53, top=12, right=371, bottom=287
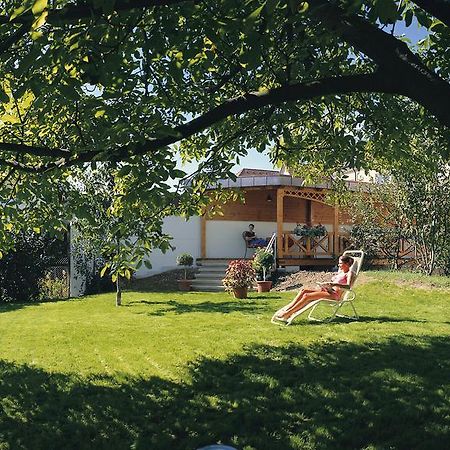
left=256, top=280, right=272, bottom=293
left=177, top=279, right=192, bottom=291
left=233, top=286, right=248, bottom=299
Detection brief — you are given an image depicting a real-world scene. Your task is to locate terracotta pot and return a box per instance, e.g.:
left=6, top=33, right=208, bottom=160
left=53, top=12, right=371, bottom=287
left=177, top=279, right=192, bottom=291
left=233, top=286, right=248, bottom=299
left=256, top=280, right=272, bottom=293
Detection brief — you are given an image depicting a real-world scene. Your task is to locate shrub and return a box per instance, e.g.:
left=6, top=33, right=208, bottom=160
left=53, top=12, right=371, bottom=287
left=176, top=253, right=194, bottom=279
left=39, top=272, right=69, bottom=300
left=0, top=233, right=67, bottom=303
left=223, top=259, right=256, bottom=292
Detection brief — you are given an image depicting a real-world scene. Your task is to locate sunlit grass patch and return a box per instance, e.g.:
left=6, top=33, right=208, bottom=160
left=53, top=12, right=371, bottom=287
left=0, top=271, right=448, bottom=449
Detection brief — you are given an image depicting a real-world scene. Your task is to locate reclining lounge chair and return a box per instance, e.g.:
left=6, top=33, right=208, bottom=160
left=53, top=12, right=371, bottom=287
left=273, top=250, right=365, bottom=325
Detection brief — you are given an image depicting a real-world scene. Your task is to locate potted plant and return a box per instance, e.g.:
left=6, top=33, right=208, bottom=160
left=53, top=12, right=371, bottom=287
left=176, top=253, right=194, bottom=291
left=294, top=224, right=327, bottom=238
left=252, top=248, right=275, bottom=292
left=222, top=259, right=256, bottom=299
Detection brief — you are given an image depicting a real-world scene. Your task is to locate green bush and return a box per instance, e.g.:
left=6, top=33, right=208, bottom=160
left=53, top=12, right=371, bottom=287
left=0, top=233, right=67, bottom=303
left=39, top=273, right=69, bottom=300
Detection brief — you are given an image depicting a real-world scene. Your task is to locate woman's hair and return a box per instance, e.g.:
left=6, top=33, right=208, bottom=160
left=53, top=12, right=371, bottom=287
left=339, top=255, right=354, bottom=266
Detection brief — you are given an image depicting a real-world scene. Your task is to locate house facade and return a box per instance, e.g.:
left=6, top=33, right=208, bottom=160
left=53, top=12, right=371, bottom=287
left=134, top=168, right=364, bottom=279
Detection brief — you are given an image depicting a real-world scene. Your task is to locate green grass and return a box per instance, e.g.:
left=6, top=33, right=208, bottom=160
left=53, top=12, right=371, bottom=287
left=0, top=271, right=449, bottom=449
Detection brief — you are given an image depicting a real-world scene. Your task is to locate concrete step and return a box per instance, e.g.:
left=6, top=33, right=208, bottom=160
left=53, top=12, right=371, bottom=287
left=195, top=270, right=225, bottom=278
left=196, top=266, right=228, bottom=273
left=192, top=277, right=224, bottom=285
left=193, top=262, right=230, bottom=291
left=195, top=278, right=224, bottom=284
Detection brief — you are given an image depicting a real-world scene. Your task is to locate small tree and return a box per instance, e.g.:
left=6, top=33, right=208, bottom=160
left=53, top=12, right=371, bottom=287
left=176, top=253, right=194, bottom=280
left=252, top=249, right=275, bottom=281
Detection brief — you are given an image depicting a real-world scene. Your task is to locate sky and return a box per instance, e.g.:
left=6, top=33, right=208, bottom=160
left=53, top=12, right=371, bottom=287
left=177, top=18, right=429, bottom=176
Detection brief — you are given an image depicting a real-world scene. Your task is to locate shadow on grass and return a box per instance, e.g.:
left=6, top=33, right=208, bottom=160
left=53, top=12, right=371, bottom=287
left=146, top=299, right=269, bottom=316
left=1, top=336, right=449, bottom=449
left=0, top=296, right=82, bottom=314
left=287, top=315, right=438, bottom=326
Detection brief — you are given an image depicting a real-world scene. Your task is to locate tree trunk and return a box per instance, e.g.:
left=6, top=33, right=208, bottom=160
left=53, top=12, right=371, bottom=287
left=116, top=277, right=122, bottom=307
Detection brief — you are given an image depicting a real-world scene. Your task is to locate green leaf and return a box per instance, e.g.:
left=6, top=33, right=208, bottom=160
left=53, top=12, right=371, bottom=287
left=32, top=10, right=48, bottom=30
left=144, top=260, right=152, bottom=269
left=376, top=0, right=398, bottom=24
left=94, top=109, right=106, bottom=118
left=32, top=0, right=48, bottom=16
left=298, top=2, right=309, bottom=13
left=415, top=11, right=431, bottom=28
left=0, top=88, right=9, bottom=103
left=10, top=5, right=31, bottom=21
left=404, top=10, right=413, bottom=27
left=100, top=265, right=108, bottom=277
left=30, top=31, right=44, bottom=40
left=247, top=2, right=266, bottom=22
left=59, top=84, right=79, bottom=100
left=118, top=165, right=132, bottom=177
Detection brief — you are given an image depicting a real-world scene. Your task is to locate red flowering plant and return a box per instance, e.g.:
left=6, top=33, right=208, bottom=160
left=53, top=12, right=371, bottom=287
left=222, top=259, right=256, bottom=292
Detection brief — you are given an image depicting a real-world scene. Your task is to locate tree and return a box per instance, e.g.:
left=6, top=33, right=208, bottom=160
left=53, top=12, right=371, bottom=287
left=345, top=133, right=450, bottom=275
left=391, top=153, right=450, bottom=276
left=0, top=1, right=449, bottom=283
left=345, top=182, right=409, bottom=269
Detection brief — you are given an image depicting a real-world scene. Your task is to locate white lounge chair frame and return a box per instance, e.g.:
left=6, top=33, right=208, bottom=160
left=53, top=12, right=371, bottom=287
left=272, top=250, right=365, bottom=325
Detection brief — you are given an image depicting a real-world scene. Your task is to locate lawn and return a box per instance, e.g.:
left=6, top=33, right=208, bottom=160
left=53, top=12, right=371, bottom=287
left=0, top=272, right=449, bottom=450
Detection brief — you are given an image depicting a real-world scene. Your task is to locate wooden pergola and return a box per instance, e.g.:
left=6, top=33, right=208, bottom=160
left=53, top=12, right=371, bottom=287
left=276, top=186, right=340, bottom=262
left=200, top=184, right=345, bottom=265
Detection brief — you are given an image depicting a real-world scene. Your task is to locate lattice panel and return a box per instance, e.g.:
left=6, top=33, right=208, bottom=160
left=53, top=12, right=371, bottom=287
left=280, top=188, right=330, bottom=205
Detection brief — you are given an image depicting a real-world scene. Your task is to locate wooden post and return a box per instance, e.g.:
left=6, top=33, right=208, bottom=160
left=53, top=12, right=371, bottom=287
left=333, top=203, right=339, bottom=256
left=277, top=188, right=284, bottom=260
left=306, top=199, right=312, bottom=226
left=200, top=214, right=206, bottom=259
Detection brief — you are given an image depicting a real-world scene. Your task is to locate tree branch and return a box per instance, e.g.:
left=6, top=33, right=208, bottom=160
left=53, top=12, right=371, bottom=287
left=0, top=142, right=70, bottom=158
left=0, top=71, right=402, bottom=172
left=412, top=0, right=450, bottom=27
left=308, top=0, right=450, bottom=128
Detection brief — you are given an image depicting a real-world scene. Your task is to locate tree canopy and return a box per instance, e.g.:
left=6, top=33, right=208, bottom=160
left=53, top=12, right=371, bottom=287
left=0, top=0, right=449, bottom=269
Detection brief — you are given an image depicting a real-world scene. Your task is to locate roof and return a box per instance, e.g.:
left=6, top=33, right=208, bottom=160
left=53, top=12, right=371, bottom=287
left=236, top=168, right=281, bottom=177
left=210, top=168, right=372, bottom=192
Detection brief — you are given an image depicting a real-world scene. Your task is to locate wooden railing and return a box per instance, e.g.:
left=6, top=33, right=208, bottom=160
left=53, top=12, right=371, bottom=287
left=278, top=231, right=416, bottom=261
left=279, top=231, right=351, bottom=259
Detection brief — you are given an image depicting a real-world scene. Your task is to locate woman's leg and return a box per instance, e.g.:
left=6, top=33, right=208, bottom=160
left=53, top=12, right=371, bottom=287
left=275, top=289, right=315, bottom=316
left=281, top=291, right=337, bottom=319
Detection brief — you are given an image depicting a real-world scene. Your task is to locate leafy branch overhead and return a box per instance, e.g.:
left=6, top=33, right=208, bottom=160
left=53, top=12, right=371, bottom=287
left=0, top=0, right=448, bottom=172
left=0, top=0, right=449, bottom=287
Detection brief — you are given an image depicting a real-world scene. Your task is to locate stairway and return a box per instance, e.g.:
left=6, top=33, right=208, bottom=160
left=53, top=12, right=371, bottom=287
left=191, top=259, right=229, bottom=292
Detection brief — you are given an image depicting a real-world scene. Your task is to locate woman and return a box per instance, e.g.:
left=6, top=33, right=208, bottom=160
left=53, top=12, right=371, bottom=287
left=272, top=255, right=354, bottom=322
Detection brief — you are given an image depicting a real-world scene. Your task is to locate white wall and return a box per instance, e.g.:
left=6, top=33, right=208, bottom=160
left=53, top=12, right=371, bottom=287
left=206, top=220, right=297, bottom=259
left=72, top=216, right=351, bottom=289
left=135, top=215, right=201, bottom=278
